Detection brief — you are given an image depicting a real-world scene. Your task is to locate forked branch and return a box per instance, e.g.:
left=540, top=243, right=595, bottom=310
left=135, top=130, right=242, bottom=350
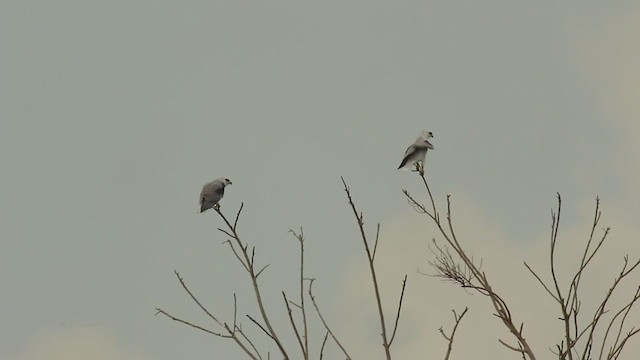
left=439, top=307, right=468, bottom=360
left=155, top=271, right=261, bottom=360
left=342, top=177, right=408, bottom=360
left=405, top=172, right=536, bottom=360
left=524, top=195, right=640, bottom=360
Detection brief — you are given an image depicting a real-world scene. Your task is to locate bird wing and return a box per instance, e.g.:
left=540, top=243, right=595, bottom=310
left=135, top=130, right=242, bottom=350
left=398, top=144, right=419, bottom=169
left=202, top=180, right=224, bottom=200
left=398, top=132, right=433, bottom=170
left=402, top=143, right=417, bottom=158
left=200, top=180, right=224, bottom=212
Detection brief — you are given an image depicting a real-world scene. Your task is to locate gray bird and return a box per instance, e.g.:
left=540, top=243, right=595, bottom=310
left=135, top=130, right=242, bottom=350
left=398, top=131, right=434, bottom=175
left=200, top=177, right=232, bottom=212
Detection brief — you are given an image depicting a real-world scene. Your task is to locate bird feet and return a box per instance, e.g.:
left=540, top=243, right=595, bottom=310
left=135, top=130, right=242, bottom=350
left=412, top=163, right=424, bottom=176
left=214, top=203, right=221, bottom=210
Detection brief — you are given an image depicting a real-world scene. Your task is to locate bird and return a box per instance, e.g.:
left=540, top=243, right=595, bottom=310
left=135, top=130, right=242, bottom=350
left=199, top=177, right=232, bottom=212
left=398, top=130, right=434, bottom=175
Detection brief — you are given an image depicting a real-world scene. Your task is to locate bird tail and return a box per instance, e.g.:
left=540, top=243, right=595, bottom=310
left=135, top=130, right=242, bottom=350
left=200, top=201, right=213, bottom=213
left=398, top=158, right=409, bottom=170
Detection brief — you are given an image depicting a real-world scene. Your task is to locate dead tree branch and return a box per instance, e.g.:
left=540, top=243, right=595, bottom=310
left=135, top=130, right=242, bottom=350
left=342, top=177, right=407, bottom=360
left=289, top=228, right=310, bottom=359
left=524, top=195, right=640, bottom=360
left=308, top=278, right=352, bottom=360
left=155, top=271, right=261, bottom=360
left=439, top=307, right=469, bottom=360
left=213, top=204, right=290, bottom=359
left=405, top=172, right=537, bottom=360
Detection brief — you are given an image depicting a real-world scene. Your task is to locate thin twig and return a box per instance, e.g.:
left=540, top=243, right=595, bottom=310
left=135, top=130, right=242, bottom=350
left=388, top=275, right=408, bottom=347
left=420, top=168, right=437, bottom=220
left=233, top=202, right=244, bottom=230
left=173, top=270, right=225, bottom=326
left=155, top=308, right=229, bottom=337
left=408, top=172, right=536, bottom=360
left=372, top=223, right=381, bottom=262
left=439, top=307, right=469, bottom=360
left=283, top=291, right=306, bottom=358
left=342, top=177, right=394, bottom=360
left=214, top=206, right=290, bottom=360
left=319, top=331, right=329, bottom=360
left=291, top=228, right=310, bottom=359
left=308, top=279, right=352, bottom=360
left=247, top=314, right=276, bottom=341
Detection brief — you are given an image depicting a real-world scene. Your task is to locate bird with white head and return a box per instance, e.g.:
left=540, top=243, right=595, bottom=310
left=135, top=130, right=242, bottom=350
left=199, top=177, right=232, bottom=212
left=398, top=130, right=434, bottom=175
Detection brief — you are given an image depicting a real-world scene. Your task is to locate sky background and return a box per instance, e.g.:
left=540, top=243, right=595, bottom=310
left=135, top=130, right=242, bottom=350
left=2, top=1, right=640, bottom=359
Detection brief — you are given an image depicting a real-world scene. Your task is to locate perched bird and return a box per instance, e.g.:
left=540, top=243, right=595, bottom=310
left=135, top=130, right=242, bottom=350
left=200, top=177, right=232, bottom=212
left=398, top=131, right=434, bottom=175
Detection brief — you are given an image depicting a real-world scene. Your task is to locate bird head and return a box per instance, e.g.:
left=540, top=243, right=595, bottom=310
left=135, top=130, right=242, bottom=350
left=223, top=178, right=232, bottom=186
left=421, top=130, right=433, bottom=139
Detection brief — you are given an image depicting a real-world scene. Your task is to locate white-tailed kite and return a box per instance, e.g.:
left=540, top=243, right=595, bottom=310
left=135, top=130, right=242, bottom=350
left=200, top=177, right=232, bottom=213
left=398, top=131, right=434, bottom=175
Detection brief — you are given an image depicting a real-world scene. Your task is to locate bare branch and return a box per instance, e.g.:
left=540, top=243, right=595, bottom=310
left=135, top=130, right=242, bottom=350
left=283, top=291, right=306, bottom=359
left=420, top=167, right=438, bottom=220
left=237, top=328, right=264, bottom=360
left=214, top=206, right=290, bottom=359
left=388, top=275, right=408, bottom=347
left=308, top=279, right=352, bottom=360
left=289, top=228, right=310, bottom=359
left=218, top=227, right=236, bottom=240
left=319, top=331, right=329, bottom=360
left=408, top=172, right=537, bottom=360
left=439, top=307, right=468, bottom=360
left=247, top=314, right=276, bottom=341
left=222, top=240, right=249, bottom=272
left=523, top=261, right=559, bottom=302
left=233, top=202, right=244, bottom=230
left=372, top=223, right=381, bottom=262
left=155, top=308, right=230, bottom=338
left=342, top=176, right=394, bottom=359
left=256, top=264, right=270, bottom=278
left=173, top=270, right=225, bottom=327
left=498, top=338, right=527, bottom=354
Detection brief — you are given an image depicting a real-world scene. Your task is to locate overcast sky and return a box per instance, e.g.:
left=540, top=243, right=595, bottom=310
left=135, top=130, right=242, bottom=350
left=2, top=1, right=640, bottom=359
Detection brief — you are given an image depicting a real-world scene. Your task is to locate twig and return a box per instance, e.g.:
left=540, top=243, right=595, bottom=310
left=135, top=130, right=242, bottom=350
left=155, top=308, right=229, bottom=337
left=523, top=262, right=559, bottom=302
left=388, top=275, right=408, bottom=347
left=283, top=292, right=306, bottom=358
left=247, top=314, right=276, bottom=341
left=372, top=223, right=381, bottom=262
left=233, top=202, right=244, bottom=230
left=256, top=264, right=270, bottom=278
left=407, top=172, right=537, bottom=360
left=173, top=270, right=225, bottom=326
left=420, top=169, right=438, bottom=220
left=319, top=331, right=329, bottom=360
left=342, top=177, right=396, bottom=360
left=290, top=228, right=310, bottom=359
left=308, top=279, right=352, bottom=360
left=439, top=307, right=468, bottom=360
left=214, top=205, right=290, bottom=360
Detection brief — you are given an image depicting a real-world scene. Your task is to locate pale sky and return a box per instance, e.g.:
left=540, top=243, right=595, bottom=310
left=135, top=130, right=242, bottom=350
left=2, top=1, right=640, bottom=359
